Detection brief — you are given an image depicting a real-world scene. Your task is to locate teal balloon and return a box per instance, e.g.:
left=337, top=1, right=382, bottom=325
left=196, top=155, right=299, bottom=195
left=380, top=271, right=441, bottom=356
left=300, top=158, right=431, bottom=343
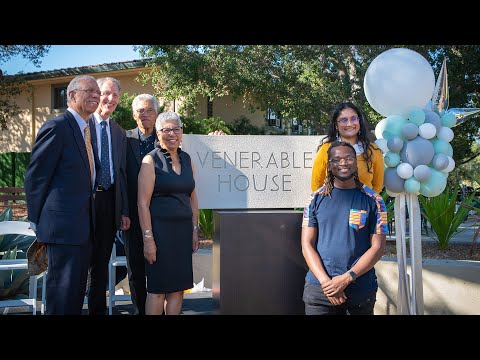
left=384, top=151, right=401, bottom=167
left=409, top=109, right=426, bottom=126
left=419, top=168, right=447, bottom=197
left=382, top=115, right=408, bottom=140
left=441, top=111, right=457, bottom=128
left=432, top=139, right=453, bottom=156
left=404, top=177, right=421, bottom=193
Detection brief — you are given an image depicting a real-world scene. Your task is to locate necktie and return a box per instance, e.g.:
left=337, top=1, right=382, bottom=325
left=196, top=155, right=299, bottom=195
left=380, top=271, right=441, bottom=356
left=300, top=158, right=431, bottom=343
left=84, top=125, right=94, bottom=183
left=100, top=121, right=111, bottom=189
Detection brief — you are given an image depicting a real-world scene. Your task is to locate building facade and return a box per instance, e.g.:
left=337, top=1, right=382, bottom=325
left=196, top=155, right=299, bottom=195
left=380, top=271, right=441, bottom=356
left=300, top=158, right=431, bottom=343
left=0, top=59, right=272, bottom=153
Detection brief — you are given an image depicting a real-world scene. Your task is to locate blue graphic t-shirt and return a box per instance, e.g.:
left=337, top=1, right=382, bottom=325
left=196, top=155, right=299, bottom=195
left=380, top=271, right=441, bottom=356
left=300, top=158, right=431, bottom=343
left=302, top=185, right=388, bottom=294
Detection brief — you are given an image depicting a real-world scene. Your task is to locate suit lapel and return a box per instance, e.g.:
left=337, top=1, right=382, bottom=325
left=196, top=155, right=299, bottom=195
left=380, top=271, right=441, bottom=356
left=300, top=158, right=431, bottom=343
left=111, top=120, right=120, bottom=177
left=127, top=127, right=142, bottom=167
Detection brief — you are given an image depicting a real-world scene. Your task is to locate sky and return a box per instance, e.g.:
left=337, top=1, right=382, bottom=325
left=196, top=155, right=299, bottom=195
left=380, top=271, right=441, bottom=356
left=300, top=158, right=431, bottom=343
left=2, top=45, right=142, bottom=75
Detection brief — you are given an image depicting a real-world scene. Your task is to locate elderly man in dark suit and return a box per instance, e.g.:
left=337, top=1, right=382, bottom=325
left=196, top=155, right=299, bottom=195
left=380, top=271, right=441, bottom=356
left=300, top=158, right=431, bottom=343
left=25, top=75, right=101, bottom=315
left=124, top=94, right=159, bottom=315
left=87, top=77, right=130, bottom=315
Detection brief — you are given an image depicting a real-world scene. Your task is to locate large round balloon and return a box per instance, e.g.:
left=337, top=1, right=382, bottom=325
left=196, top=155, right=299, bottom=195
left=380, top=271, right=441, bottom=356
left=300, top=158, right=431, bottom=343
left=364, top=48, right=435, bottom=118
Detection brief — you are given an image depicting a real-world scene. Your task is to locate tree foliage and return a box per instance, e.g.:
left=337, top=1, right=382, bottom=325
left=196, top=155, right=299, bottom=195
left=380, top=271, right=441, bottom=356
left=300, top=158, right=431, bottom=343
left=136, top=45, right=479, bottom=166
left=0, top=45, right=50, bottom=130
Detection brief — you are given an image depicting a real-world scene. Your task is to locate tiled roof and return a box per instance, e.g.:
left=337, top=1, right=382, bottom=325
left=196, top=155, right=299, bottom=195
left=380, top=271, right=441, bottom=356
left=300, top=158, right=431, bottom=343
left=14, top=59, right=151, bottom=81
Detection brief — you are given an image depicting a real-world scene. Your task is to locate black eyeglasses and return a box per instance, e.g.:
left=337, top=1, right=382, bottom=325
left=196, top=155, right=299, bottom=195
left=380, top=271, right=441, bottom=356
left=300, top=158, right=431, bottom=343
left=159, top=127, right=183, bottom=135
left=329, top=156, right=356, bottom=164
left=135, top=108, right=156, bottom=115
left=337, top=116, right=360, bottom=125
left=75, top=88, right=101, bottom=96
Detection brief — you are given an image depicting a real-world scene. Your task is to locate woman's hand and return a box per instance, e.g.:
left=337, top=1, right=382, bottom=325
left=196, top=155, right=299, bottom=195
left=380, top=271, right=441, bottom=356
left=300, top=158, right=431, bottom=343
left=192, top=229, right=199, bottom=253
left=144, top=238, right=157, bottom=264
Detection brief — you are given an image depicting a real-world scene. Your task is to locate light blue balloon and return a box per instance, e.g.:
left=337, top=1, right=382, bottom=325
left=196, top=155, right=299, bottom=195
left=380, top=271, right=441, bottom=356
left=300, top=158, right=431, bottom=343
left=384, top=168, right=405, bottom=193
left=400, top=136, right=435, bottom=168
left=384, top=151, right=401, bottom=167
left=382, top=115, right=408, bottom=140
left=387, top=137, right=404, bottom=152
left=432, top=139, right=453, bottom=157
left=402, top=123, right=419, bottom=140
left=413, top=164, right=431, bottom=182
left=419, top=168, right=447, bottom=197
left=409, top=108, right=426, bottom=126
left=431, top=153, right=449, bottom=171
left=404, top=177, right=421, bottom=193
left=441, top=111, right=457, bottom=128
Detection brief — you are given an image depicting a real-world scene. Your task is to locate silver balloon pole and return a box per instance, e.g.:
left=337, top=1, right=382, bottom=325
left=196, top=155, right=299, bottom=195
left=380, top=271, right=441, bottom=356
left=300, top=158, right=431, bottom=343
left=395, top=193, right=411, bottom=314
left=407, top=193, right=424, bottom=315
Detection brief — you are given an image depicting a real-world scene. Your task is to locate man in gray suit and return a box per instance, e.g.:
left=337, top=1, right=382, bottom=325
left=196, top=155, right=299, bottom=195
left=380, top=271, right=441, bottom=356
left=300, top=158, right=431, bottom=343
left=124, top=94, right=159, bottom=315
left=87, top=77, right=130, bottom=315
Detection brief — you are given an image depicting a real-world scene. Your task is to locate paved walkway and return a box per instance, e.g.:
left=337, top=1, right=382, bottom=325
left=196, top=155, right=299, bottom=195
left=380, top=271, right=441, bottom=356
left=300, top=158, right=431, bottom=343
left=387, top=215, right=479, bottom=244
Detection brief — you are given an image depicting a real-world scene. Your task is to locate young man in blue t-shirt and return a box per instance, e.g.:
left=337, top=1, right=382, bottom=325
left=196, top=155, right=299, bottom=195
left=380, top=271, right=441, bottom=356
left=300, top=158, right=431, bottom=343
left=302, top=141, right=387, bottom=315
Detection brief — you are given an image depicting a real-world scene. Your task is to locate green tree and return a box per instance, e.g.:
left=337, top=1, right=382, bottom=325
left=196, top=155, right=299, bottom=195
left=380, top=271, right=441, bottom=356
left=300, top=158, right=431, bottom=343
left=0, top=45, right=50, bottom=130
left=110, top=92, right=137, bottom=130
left=135, top=44, right=479, bottom=177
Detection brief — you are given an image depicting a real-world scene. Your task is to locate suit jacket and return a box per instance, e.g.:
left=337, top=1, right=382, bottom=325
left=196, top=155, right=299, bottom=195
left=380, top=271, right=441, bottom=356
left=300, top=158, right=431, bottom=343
left=25, top=111, right=99, bottom=245
left=89, top=118, right=128, bottom=227
left=125, top=127, right=157, bottom=228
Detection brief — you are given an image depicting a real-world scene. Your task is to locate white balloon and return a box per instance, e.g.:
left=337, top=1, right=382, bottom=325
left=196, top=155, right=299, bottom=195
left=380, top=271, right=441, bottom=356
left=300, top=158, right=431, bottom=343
left=436, top=127, right=454, bottom=143
left=396, top=162, right=414, bottom=179
left=374, top=118, right=388, bottom=139
left=364, top=48, right=435, bottom=118
left=418, top=123, right=437, bottom=139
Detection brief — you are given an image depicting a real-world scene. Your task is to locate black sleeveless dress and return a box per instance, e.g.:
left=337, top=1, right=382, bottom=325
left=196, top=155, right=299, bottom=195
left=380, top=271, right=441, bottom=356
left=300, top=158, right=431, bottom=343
left=145, top=147, right=195, bottom=293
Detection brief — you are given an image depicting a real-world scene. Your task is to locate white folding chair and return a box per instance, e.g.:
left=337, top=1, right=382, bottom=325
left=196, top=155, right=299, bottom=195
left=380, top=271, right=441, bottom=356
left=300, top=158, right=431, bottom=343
left=107, top=244, right=129, bottom=315
left=0, top=221, right=39, bottom=315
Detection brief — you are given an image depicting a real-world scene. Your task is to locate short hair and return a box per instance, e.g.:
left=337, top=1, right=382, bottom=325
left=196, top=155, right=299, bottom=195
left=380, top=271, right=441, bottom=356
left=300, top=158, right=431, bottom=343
left=155, top=111, right=182, bottom=130
left=132, top=94, right=158, bottom=113
left=66, top=75, right=97, bottom=105
left=327, top=141, right=357, bottom=161
left=97, top=77, right=121, bottom=92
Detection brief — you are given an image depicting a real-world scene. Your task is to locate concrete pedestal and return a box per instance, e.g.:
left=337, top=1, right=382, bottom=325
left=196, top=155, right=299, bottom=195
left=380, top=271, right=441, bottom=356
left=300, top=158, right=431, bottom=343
left=212, top=210, right=307, bottom=314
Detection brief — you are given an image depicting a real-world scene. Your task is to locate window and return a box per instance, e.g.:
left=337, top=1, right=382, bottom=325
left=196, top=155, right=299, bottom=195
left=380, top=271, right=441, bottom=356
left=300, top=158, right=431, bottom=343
left=266, top=109, right=281, bottom=128
left=52, top=84, right=68, bottom=112
left=207, top=97, right=213, bottom=118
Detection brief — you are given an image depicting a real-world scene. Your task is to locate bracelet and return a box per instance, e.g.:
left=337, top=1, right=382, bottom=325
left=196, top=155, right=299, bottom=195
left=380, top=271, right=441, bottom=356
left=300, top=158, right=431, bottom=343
left=143, top=229, right=152, bottom=236
left=192, top=225, right=199, bottom=231
left=143, top=235, right=153, bottom=239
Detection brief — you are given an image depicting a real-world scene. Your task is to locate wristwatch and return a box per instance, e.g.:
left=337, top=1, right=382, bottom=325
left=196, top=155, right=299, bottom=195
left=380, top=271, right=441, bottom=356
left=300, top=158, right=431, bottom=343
left=348, top=270, right=357, bottom=283
left=192, top=225, right=199, bottom=231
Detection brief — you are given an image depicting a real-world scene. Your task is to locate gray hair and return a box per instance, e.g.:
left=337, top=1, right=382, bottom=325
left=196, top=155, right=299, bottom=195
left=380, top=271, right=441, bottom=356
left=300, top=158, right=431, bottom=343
left=132, top=94, right=158, bottom=113
left=66, top=75, right=97, bottom=105
left=155, top=111, right=182, bottom=130
left=97, top=77, right=121, bottom=92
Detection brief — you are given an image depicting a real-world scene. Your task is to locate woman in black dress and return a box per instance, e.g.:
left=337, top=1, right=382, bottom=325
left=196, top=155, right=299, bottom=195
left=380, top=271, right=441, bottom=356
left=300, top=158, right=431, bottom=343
left=137, top=111, right=199, bottom=315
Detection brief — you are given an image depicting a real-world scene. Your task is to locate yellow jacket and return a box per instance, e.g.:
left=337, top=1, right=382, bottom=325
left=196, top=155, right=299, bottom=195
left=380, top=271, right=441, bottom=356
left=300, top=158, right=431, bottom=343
left=311, top=142, right=385, bottom=194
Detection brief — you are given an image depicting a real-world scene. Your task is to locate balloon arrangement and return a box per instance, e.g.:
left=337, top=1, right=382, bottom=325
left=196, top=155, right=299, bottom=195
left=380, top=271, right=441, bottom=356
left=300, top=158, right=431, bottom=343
left=365, top=48, right=480, bottom=198
left=364, top=48, right=480, bottom=315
